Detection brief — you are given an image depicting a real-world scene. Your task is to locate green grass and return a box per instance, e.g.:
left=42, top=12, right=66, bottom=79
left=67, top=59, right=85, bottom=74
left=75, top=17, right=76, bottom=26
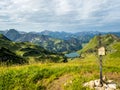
left=0, top=34, right=120, bottom=89
left=79, top=34, right=120, bottom=53
left=0, top=54, right=120, bottom=90
left=80, top=36, right=98, bottom=53
left=108, top=42, right=120, bottom=58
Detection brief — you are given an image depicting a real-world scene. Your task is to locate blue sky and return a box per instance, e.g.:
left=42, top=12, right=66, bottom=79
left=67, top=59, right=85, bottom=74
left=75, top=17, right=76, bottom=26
left=0, top=0, right=120, bottom=32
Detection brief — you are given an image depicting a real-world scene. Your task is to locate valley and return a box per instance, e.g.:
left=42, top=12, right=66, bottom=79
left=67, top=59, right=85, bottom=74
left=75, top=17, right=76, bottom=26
left=0, top=0, right=120, bottom=90
left=0, top=30, right=120, bottom=90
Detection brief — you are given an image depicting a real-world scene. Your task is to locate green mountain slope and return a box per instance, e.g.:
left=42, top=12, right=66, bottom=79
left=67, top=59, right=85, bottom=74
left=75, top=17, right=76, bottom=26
left=2, top=29, right=82, bottom=52
left=108, top=42, right=120, bottom=58
left=0, top=34, right=61, bottom=64
left=0, top=34, right=50, bottom=56
left=0, top=34, right=26, bottom=64
left=0, top=47, right=26, bottom=64
left=32, top=36, right=82, bottom=52
left=0, top=34, right=10, bottom=41
left=80, top=34, right=120, bottom=53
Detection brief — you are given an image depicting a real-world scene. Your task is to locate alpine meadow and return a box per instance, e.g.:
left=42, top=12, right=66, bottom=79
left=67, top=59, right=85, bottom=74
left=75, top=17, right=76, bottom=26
left=0, top=0, right=120, bottom=90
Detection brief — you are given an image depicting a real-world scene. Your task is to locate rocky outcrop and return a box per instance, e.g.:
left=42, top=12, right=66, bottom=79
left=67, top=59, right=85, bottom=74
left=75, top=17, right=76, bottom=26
left=83, top=77, right=117, bottom=90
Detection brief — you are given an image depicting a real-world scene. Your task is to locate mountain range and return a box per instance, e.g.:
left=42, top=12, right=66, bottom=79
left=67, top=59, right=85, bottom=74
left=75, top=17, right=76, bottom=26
left=0, top=29, right=120, bottom=64
left=0, top=29, right=120, bottom=52
left=0, top=34, right=61, bottom=64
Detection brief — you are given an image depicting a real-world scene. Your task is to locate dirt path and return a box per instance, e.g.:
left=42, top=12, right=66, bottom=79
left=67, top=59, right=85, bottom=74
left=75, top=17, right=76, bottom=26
left=47, top=74, right=73, bottom=90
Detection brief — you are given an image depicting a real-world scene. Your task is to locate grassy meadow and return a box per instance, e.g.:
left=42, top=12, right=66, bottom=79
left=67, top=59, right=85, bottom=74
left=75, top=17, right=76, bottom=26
left=0, top=54, right=120, bottom=90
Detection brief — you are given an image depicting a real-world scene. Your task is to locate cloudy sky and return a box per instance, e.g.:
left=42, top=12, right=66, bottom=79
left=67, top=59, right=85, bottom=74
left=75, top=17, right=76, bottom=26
left=0, top=0, right=120, bottom=32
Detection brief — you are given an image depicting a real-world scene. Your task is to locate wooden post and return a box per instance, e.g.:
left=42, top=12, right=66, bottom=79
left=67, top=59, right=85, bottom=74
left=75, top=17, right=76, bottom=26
left=99, top=55, right=103, bottom=85
left=98, top=34, right=105, bottom=85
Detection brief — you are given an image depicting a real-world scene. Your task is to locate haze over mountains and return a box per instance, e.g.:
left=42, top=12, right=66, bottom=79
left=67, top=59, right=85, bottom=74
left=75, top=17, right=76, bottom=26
left=0, top=34, right=62, bottom=64
left=0, top=29, right=120, bottom=53
left=0, top=29, right=120, bottom=64
left=0, top=0, right=120, bottom=89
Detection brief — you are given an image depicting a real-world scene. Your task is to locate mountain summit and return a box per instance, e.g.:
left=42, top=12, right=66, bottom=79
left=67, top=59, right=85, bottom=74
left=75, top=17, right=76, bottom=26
left=5, top=29, right=21, bottom=41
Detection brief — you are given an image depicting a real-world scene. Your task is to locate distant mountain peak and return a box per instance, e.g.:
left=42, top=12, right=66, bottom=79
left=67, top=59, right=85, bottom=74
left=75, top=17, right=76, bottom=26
left=7, top=29, right=19, bottom=33
left=0, top=34, right=10, bottom=41
left=5, top=29, right=20, bottom=36
left=41, top=30, right=53, bottom=35
left=5, top=29, right=21, bottom=41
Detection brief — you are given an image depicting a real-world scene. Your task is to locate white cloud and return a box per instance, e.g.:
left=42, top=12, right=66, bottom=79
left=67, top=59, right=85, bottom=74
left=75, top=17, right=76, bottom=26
left=53, top=0, right=71, bottom=15
left=0, top=0, right=120, bottom=32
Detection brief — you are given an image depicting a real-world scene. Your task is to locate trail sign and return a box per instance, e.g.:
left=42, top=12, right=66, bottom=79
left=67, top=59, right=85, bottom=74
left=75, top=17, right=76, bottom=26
left=98, top=47, right=105, bottom=56
left=98, top=34, right=105, bottom=85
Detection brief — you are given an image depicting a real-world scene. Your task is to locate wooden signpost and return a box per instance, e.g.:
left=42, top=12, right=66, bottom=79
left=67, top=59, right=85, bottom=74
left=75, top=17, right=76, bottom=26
left=98, top=34, right=105, bottom=85
left=98, top=47, right=105, bottom=56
